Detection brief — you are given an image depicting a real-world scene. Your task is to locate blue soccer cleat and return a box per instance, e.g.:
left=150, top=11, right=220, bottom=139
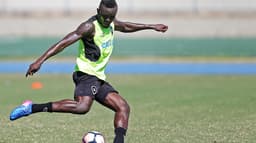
left=10, top=100, right=32, bottom=121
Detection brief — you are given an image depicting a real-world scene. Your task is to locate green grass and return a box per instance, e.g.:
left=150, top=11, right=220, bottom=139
left=1, top=74, right=256, bottom=143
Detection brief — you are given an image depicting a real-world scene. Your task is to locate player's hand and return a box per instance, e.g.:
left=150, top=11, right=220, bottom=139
left=154, top=24, right=168, bottom=32
left=25, top=62, right=41, bottom=77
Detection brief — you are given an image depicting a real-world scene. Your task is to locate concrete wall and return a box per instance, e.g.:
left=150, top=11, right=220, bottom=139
left=1, top=15, right=255, bottom=37
left=0, top=0, right=255, bottom=37
left=1, top=0, right=256, bottom=14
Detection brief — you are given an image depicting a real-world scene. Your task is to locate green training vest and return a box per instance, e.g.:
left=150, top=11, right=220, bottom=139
left=74, top=19, right=114, bottom=80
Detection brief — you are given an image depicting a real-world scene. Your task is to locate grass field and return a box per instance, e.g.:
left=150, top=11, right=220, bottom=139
left=1, top=74, right=256, bottom=143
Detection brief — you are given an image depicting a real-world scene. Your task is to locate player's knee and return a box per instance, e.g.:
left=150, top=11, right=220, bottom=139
left=74, top=104, right=91, bottom=114
left=119, top=99, right=130, bottom=115
left=106, top=92, right=130, bottom=116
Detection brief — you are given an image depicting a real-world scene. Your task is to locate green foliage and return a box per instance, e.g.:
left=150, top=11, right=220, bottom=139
left=0, top=74, right=256, bottom=143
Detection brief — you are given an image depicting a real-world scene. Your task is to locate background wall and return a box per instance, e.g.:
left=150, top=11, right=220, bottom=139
left=0, top=0, right=255, bottom=37
left=1, top=0, right=256, bottom=13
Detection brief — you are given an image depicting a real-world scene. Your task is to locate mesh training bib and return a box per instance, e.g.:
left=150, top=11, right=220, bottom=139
left=74, top=17, right=114, bottom=80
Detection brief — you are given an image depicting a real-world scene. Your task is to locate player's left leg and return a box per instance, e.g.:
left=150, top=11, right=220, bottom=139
left=96, top=89, right=130, bottom=143
left=102, top=92, right=130, bottom=143
left=94, top=80, right=130, bottom=143
left=104, top=92, right=130, bottom=128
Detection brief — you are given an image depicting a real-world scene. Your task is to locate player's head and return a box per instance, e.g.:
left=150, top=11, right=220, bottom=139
left=97, top=0, right=118, bottom=28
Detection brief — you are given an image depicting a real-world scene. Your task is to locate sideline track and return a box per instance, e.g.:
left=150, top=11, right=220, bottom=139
left=1, top=62, right=256, bottom=74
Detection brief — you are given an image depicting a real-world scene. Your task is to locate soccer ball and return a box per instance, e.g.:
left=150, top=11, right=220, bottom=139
left=82, top=131, right=105, bottom=143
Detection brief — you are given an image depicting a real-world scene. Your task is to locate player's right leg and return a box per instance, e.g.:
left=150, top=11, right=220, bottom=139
left=10, top=72, right=99, bottom=121
left=9, top=96, right=93, bottom=121
left=51, top=96, right=93, bottom=114
left=10, top=100, right=33, bottom=120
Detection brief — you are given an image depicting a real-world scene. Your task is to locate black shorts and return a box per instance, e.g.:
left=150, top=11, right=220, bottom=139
left=72, top=71, right=118, bottom=103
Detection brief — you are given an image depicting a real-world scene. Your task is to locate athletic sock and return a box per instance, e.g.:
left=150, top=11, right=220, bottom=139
left=113, top=127, right=127, bottom=143
left=32, top=102, right=52, bottom=113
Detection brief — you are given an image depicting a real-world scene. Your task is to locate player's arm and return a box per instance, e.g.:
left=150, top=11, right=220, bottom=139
left=114, top=19, right=168, bottom=33
left=26, top=22, right=94, bottom=77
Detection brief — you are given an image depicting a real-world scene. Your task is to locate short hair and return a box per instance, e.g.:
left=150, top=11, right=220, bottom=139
left=100, top=0, right=117, bottom=8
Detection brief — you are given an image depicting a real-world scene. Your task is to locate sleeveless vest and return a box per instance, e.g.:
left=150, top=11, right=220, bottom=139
left=75, top=16, right=114, bottom=80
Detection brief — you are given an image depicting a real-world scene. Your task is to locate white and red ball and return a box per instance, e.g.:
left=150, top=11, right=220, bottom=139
left=82, top=131, right=105, bottom=143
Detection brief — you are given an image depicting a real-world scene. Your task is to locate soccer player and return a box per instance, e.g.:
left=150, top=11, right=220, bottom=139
left=10, top=0, right=168, bottom=143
